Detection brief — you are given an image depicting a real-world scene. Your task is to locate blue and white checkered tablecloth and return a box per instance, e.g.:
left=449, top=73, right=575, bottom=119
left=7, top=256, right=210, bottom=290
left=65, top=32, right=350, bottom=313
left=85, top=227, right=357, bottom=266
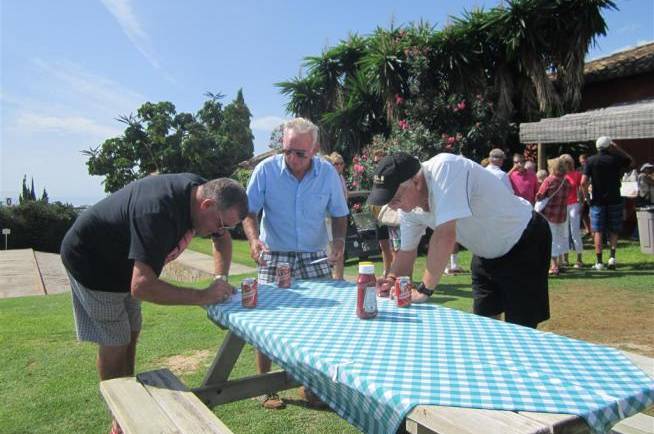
left=206, top=280, right=654, bottom=434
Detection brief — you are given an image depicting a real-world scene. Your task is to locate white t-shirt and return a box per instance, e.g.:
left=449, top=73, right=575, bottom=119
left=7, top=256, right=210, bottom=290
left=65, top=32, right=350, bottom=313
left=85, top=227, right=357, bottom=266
left=400, top=154, right=533, bottom=259
left=486, top=163, right=513, bottom=192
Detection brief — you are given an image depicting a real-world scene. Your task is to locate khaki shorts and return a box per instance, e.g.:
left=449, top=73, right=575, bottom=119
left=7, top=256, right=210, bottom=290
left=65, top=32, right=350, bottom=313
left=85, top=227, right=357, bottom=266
left=67, top=272, right=141, bottom=346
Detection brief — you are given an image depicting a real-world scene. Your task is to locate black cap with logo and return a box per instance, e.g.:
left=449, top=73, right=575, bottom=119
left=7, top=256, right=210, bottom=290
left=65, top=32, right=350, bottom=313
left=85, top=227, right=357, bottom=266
left=367, top=152, right=421, bottom=206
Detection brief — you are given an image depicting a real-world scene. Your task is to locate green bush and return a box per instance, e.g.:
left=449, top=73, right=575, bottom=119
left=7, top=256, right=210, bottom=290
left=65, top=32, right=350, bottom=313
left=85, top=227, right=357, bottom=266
left=0, top=201, right=78, bottom=252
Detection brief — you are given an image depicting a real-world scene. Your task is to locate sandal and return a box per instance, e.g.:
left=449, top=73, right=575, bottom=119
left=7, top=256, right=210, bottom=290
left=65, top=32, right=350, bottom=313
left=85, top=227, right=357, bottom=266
left=548, top=268, right=560, bottom=276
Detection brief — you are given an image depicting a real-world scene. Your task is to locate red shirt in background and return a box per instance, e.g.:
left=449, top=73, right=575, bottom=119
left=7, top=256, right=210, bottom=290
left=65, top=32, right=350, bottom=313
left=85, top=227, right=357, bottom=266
left=509, top=170, right=539, bottom=204
left=536, top=175, right=569, bottom=223
left=565, top=170, right=582, bottom=205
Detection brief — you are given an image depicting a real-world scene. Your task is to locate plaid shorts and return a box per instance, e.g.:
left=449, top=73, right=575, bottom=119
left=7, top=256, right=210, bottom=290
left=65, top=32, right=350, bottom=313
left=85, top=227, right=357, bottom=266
left=258, top=250, right=331, bottom=284
left=68, top=272, right=141, bottom=346
left=590, top=203, right=623, bottom=234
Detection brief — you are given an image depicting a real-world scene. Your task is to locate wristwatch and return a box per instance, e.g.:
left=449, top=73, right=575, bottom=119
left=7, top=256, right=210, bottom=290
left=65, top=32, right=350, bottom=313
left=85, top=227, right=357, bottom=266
left=214, top=274, right=227, bottom=281
left=416, top=282, right=435, bottom=296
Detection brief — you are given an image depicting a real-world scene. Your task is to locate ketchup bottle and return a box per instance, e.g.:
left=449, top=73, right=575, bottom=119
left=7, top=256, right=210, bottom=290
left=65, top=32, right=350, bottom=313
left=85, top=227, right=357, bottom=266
left=356, top=262, right=378, bottom=319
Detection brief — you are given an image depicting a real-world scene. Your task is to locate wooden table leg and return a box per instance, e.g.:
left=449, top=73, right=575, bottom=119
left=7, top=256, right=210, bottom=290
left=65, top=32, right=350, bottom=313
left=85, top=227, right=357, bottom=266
left=193, top=330, right=299, bottom=408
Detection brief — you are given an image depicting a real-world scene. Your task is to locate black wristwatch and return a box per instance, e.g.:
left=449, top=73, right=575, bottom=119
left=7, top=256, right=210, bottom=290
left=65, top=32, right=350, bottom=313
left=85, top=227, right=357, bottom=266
left=416, top=282, right=435, bottom=296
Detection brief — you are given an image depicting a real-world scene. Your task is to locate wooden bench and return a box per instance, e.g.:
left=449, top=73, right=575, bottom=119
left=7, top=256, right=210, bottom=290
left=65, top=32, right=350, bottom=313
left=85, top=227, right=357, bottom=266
left=100, top=368, right=233, bottom=434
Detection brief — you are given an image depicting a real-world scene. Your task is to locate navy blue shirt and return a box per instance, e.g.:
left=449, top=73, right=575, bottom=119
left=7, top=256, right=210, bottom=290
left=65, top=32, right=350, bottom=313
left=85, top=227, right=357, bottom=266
left=583, top=150, right=630, bottom=206
left=61, top=173, right=205, bottom=292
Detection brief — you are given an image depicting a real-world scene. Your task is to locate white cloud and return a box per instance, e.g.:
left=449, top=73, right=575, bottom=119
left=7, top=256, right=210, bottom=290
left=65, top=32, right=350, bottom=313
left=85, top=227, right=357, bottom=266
left=14, top=112, right=122, bottom=139
left=100, top=0, right=160, bottom=70
left=617, top=24, right=640, bottom=35
left=31, top=58, right=146, bottom=116
left=251, top=115, right=287, bottom=132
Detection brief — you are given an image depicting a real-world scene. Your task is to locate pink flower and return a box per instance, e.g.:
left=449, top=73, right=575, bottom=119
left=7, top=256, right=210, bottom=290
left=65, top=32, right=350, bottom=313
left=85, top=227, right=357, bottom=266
left=457, top=100, right=466, bottom=111
left=352, top=181, right=358, bottom=187
left=395, top=94, right=404, bottom=106
left=354, top=164, right=365, bottom=173
left=398, top=119, right=409, bottom=130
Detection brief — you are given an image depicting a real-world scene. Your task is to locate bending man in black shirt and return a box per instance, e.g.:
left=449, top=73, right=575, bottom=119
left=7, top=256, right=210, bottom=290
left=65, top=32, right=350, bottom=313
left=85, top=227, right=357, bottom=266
left=60, top=174, right=248, bottom=434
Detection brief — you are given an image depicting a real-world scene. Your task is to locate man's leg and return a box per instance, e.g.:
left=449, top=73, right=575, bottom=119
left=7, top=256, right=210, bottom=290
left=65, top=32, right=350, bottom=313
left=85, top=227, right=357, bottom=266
left=471, top=256, right=502, bottom=321
left=590, top=205, right=606, bottom=269
left=607, top=202, right=624, bottom=270
left=253, top=252, right=285, bottom=409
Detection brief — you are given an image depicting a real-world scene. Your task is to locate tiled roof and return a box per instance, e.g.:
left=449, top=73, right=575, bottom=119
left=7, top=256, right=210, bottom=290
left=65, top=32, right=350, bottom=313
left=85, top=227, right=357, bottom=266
left=584, top=42, right=654, bottom=83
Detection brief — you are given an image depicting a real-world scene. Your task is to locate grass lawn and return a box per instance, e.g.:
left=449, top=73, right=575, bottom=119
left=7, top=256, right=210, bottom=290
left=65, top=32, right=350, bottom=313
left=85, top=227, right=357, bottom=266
left=1, top=239, right=652, bottom=433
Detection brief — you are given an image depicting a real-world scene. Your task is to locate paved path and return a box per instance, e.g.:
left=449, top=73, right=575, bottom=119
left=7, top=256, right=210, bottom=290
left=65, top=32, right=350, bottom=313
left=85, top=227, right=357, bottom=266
left=0, top=249, right=43, bottom=298
left=34, top=251, right=71, bottom=294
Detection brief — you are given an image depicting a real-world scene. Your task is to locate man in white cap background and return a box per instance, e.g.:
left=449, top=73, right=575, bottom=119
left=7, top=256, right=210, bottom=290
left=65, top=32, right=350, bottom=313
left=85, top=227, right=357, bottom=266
left=485, top=148, right=513, bottom=192
left=581, top=136, right=633, bottom=270
left=369, top=152, right=551, bottom=329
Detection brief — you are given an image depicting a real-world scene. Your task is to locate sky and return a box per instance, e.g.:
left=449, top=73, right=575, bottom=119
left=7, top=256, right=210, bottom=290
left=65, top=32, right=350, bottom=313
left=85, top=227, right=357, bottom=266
left=1, top=0, right=653, bottom=206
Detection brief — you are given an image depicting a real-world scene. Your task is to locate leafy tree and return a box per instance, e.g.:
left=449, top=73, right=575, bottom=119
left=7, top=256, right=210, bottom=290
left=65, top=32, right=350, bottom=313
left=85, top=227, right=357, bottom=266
left=84, top=91, right=255, bottom=192
left=278, top=0, right=616, bottom=160
left=19, top=175, right=37, bottom=204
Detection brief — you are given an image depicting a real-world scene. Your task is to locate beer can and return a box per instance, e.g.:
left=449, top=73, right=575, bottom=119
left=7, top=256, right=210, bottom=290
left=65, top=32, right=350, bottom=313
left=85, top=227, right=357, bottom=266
left=241, top=278, right=258, bottom=308
left=275, top=262, right=292, bottom=288
left=395, top=276, right=412, bottom=307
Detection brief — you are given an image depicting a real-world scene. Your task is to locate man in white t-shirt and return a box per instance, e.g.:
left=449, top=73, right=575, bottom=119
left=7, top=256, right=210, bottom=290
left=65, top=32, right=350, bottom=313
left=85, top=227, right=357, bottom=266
left=369, top=152, right=551, bottom=328
left=486, top=148, right=513, bottom=192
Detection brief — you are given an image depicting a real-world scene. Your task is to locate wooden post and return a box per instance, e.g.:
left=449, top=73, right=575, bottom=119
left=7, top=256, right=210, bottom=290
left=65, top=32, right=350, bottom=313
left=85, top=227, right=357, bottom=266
left=537, top=143, right=546, bottom=171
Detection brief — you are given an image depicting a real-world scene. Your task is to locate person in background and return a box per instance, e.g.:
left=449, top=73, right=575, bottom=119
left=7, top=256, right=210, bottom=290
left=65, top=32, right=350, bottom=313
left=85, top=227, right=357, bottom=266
left=480, top=158, right=489, bottom=168
left=61, top=175, right=248, bottom=434
left=371, top=152, right=551, bottom=329
left=325, top=152, right=348, bottom=280
left=525, top=160, right=536, bottom=174
left=536, top=158, right=569, bottom=275
left=578, top=153, right=592, bottom=236
left=536, top=169, right=548, bottom=188
left=241, top=117, right=349, bottom=409
left=373, top=149, right=395, bottom=276
left=581, top=136, right=633, bottom=270
left=509, top=153, right=539, bottom=205
left=486, top=148, right=513, bottom=192
left=560, top=154, right=584, bottom=268
left=637, top=163, right=654, bottom=206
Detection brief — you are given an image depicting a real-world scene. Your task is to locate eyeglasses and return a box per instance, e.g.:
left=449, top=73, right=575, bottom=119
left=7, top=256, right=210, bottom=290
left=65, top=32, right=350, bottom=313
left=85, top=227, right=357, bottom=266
left=283, top=149, right=308, bottom=159
left=215, top=211, right=237, bottom=234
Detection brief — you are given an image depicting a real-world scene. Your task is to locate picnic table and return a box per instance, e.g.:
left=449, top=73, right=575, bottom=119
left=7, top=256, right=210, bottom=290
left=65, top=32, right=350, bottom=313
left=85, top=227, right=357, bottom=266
left=193, top=280, right=654, bottom=434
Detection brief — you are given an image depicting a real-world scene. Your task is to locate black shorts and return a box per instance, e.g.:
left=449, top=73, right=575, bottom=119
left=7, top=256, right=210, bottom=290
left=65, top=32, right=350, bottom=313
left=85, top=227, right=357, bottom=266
left=471, top=212, right=551, bottom=328
left=375, top=224, right=389, bottom=241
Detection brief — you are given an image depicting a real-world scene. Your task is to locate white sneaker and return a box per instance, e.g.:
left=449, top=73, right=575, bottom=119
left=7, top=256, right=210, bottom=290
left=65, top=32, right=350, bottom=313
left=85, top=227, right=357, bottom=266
left=593, top=263, right=605, bottom=271
left=607, top=257, right=616, bottom=270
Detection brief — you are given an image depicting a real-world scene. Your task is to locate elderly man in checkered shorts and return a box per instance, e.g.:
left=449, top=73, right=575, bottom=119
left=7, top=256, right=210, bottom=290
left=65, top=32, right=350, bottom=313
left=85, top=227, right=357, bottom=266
left=235, top=118, right=349, bottom=409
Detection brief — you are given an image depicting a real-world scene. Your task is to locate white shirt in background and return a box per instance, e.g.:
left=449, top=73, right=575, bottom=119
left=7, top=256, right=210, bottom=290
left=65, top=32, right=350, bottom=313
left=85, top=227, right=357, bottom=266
left=399, top=154, right=533, bottom=259
left=486, top=163, right=513, bottom=192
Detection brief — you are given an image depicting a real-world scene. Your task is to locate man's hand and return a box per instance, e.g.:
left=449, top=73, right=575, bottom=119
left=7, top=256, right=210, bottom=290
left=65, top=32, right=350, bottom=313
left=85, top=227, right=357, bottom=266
left=327, top=239, right=345, bottom=265
left=376, top=274, right=396, bottom=295
left=249, top=239, right=269, bottom=266
left=203, top=279, right=235, bottom=304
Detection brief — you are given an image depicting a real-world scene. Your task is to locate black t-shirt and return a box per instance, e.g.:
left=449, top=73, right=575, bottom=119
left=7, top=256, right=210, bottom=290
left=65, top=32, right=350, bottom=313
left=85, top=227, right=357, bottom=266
left=583, top=151, right=630, bottom=205
left=61, top=173, right=206, bottom=292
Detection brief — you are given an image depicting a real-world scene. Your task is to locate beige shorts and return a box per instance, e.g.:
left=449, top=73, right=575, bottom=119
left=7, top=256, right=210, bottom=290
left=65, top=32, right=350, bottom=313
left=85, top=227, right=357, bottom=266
left=68, top=272, right=141, bottom=346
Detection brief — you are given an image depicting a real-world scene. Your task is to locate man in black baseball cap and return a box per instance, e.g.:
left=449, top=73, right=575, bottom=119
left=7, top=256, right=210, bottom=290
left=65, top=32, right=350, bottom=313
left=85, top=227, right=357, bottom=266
left=368, top=152, right=422, bottom=206
left=371, top=152, right=551, bottom=329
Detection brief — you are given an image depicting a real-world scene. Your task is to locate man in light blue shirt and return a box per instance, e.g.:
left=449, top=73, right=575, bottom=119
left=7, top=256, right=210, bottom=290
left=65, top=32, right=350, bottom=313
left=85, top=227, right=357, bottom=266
left=241, top=117, right=349, bottom=409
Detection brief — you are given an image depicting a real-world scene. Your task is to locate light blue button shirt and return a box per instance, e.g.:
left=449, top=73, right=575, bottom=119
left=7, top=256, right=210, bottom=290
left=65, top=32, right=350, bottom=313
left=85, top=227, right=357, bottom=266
left=247, top=154, right=349, bottom=252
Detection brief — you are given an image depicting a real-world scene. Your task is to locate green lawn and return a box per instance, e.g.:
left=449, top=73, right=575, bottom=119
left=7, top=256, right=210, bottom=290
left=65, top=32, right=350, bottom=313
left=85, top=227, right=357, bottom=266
left=1, top=239, right=652, bottom=433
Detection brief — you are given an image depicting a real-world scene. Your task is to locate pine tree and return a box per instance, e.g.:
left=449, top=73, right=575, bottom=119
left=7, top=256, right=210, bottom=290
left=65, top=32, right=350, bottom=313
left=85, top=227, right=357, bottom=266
left=40, top=188, right=49, bottom=203
left=30, top=178, right=36, bottom=201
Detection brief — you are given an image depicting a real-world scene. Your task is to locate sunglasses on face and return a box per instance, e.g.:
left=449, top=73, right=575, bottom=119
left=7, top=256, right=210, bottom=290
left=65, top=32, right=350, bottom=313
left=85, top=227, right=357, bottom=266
left=283, top=149, right=308, bottom=159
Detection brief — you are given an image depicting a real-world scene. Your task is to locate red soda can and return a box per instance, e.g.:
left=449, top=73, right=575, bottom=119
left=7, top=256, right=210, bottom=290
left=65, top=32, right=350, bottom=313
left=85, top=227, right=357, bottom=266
left=241, top=278, right=258, bottom=308
left=395, top=276, right=412, bottom=307
left=275, top=262, right=292, bottom=288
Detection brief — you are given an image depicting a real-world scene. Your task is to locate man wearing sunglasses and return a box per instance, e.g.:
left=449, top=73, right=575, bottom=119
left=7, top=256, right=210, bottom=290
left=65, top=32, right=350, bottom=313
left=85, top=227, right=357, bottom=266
left=240, top=117, right=349, bottom=409
left=60, top=175, right=248, bottom=434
